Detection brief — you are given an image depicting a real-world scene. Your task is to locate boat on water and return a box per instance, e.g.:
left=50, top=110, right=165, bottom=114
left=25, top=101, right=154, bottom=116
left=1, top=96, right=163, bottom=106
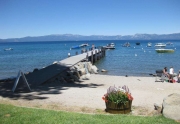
left=155, top=49, right=175, bottom=53
left=155, top=43, right=166, bottom=48
left=166, top=42, right=173, bottom=45
left=103, top=43, right=115, bottom=49
left=4, top=48, right=13, bottom=51
left=136, top=42, right=140, bottom=45
left=147, top=42, right=152, bottom=47
left=71, top=43, right=89, bottom=49
left=122, top=42, right=130, bottom=47
left=79, top=43, right=89, bottom=47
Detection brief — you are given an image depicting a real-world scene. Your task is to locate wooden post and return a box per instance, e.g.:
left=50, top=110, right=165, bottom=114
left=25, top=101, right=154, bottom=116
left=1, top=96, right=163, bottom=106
left=91, top=51, right=93, bottom=64
left=102, top=48, right=105, bottom=57
left=100, top=48, right=102, bottom=59
left=86, top=52, right=89, bottom=61
left=102, top=48, right=104, bottom=57
left=97, top=49, right=99, bottom=60
left=100, top=48, right=103, bottom=58
left=104, top=48, right=106, bottom=57
left=95, top=50, right=97, bottom=62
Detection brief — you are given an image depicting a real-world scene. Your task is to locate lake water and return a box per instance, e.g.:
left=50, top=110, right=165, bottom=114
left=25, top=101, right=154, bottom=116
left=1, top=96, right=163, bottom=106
left=0, top=40, right=179, bottom=79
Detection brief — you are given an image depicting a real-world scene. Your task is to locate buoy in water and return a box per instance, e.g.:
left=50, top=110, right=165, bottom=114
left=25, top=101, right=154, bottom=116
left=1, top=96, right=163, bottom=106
left=68, top=53, right=71, bottom=57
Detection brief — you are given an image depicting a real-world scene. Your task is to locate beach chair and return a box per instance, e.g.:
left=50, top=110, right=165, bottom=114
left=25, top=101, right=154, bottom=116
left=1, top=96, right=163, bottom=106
left=155, top=70, right=169, bottom=82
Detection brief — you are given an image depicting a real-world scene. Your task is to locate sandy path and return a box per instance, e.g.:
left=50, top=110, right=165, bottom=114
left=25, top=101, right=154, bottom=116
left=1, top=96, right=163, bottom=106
left=1, top=74, right=180, bottom=115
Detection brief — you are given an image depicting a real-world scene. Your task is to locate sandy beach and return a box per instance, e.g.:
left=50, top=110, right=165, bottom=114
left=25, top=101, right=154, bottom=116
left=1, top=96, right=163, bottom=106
left=1, top=74, right=180, bottom=116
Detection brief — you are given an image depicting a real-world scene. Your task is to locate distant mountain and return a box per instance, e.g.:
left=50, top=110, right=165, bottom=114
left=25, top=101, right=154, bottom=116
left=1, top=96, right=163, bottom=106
left=0, top=33, right=180, bottom=42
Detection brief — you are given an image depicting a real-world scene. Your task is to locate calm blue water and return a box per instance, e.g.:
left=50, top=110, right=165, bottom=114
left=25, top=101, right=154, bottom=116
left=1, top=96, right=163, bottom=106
left=0, top=40, right=179, bottom=79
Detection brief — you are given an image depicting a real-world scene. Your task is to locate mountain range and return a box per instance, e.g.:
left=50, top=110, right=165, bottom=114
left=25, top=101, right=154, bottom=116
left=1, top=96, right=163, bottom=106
left=0, top=33, right=180, bottom=42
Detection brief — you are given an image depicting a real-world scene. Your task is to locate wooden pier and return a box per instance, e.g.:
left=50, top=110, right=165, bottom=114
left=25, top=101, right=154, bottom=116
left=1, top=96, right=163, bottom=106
left=16, top=48, right=106, bottom=89
left=59, top=48, right=106, bottom=66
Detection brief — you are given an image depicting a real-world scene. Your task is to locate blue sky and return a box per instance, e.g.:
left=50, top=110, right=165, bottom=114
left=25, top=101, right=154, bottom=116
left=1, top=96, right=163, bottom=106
left=0, top=0, right=180, bottom=39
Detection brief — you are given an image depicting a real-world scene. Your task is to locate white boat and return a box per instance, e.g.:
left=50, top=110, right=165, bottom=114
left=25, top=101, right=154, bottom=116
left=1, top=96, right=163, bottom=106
left=166, top=42, right=173, bottom=45
left=155, top=49, right=174, bottom=53
left=109, top=43, right=115, bottom=47
left=79, top=43, right=89, bottom=47
left=4, top=48, right=13, bottom=51
left=71, top=43, right=89, bottom=49
left=103, top=43, right=115, bottom=49
left=147, top=42, right=152, bottom=47
left=122, top=42, right=130, bottom=47
left=155, top=43, right=166, bottom=48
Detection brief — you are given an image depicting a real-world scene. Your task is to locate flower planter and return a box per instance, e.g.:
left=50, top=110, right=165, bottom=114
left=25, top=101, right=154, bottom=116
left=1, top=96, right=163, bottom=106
left=105, top=100, right=132, bottom=114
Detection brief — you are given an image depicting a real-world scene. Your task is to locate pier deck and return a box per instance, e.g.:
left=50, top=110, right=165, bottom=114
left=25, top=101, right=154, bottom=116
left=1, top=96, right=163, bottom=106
left=59, top=49, right=100, bottom=67
left=16, top=49, right=105, bottom=89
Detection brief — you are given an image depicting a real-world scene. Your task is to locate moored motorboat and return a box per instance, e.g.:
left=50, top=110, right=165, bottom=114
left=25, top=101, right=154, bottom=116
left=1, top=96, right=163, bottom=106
left=103, top=46, right=115, bottom=49
left=147, top=42, right=152, bottom=47
left=71, top=43, right=89, bottom=49
left=155, top=43, right=166, bottom=48
left=79, top=43, right=89, bottom=47
left=4, top=48, right=13, bottom=51
left=166, top=42, right=173, bottom=45
left=136, top=42, right=140, bottom=45
left=71, top=45, right=80, bottom=49
left=155, top=49, right=174, bottom=53
left=103, top=43, right=115, bottom=49
left=122, top=42, right=130, bottom=47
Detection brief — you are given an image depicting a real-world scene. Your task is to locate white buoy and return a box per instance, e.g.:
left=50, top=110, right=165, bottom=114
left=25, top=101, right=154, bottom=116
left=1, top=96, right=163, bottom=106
left=175, top=48, right=176, bottom=49
left=68, top=53, right=71, bottom=57
left=135, top=54, right=137, bottom=56
left=70, top=48, right=71, bottom=50
left=134, top=47, right=135, bottom=48
left=142, top=48, right=143, bottom=49
left=144, top=50, right=146, bottom=52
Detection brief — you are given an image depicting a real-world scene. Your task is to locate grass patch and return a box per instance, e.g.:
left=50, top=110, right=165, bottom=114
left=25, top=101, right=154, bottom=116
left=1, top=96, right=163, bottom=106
left=0, top=104, right=178, bottom=124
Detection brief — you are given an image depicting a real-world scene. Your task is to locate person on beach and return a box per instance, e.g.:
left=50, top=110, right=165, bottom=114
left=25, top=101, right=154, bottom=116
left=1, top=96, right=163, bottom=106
left=169, top=66, right=174, bottom=75
left=163, top=67, right=171, bottom=80
left=178, top=70, right=180, bottom=83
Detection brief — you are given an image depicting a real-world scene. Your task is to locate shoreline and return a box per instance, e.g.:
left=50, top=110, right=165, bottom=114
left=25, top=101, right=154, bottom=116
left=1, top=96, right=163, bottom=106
left=0, top=74, right=180, bottom=116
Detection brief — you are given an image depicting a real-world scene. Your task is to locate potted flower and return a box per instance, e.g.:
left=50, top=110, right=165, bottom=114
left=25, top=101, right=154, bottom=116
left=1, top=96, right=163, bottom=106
left=102, top=85, right=133, bottom=114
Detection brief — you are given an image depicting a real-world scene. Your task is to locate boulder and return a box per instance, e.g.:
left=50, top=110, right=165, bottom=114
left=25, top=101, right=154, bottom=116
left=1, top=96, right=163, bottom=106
left=79, top=68, right=86, bottom=75
left=77, top=62, right=84, bottom=69
left=53, top=61, right=58, bottom=64
left=86, top=62, right=92, bottom=73
left=81, top=73, right=91, bottom=80
left=91, top=65, right=98, bottom=74
left=162, top=93, right=180, bottom=121
left=74, top=65, right=80, bottom=70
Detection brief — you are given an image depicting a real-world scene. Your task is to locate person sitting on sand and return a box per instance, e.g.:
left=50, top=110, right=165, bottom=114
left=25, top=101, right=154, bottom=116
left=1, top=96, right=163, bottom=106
left=178, top=70, right=180, bottom=83
left=163, top=67, right=171, bottom=79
